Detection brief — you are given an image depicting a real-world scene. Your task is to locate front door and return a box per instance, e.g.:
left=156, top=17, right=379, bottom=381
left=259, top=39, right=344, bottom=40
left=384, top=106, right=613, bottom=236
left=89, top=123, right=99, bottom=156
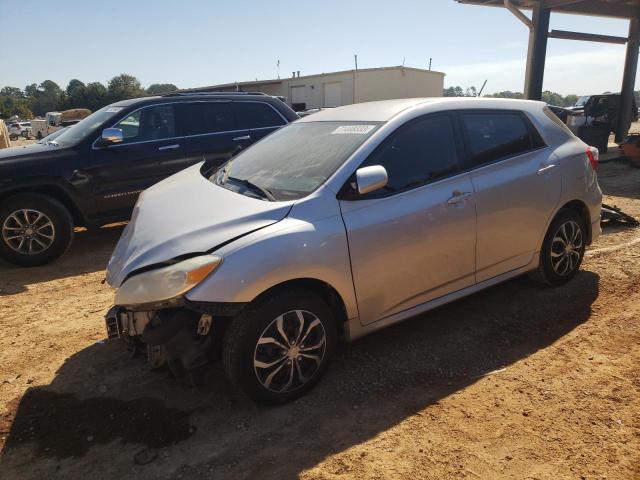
left=339, top=114, right=477, bottom=325
left=89, top=104, right=184, bottom=217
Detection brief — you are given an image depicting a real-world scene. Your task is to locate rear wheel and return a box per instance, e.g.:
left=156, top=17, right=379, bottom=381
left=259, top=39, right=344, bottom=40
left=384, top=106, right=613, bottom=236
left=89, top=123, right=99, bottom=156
left=0, top=194, right=74, bottom=266
left=531, top=208, right=586, bottom=286
left=222, top=287, right=336, bottom=404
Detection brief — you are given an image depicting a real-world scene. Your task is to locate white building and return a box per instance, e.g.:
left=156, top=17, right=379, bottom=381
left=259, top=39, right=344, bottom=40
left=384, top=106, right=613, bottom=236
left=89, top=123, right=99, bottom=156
left=193, top=66, right=445, bottom=111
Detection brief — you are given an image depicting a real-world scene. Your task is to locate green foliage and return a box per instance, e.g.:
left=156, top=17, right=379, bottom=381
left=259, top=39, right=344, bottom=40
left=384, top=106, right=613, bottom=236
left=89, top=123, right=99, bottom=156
left=107, top=74, right=145, bottom=103
left=484, top=90, right=524, bottom=99
left=146, top=83, right=178, bottom=95
left=0, top=74, right=178, bottom=119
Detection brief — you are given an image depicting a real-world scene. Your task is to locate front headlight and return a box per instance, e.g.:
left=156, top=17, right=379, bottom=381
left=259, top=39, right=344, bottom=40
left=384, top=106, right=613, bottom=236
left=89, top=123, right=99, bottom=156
left=114, top=255, right=222, bottom=308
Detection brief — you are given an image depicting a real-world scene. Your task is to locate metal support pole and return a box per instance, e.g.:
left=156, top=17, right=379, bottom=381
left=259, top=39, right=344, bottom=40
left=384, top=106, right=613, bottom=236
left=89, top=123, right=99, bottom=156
left=524, top=4, right=550, bottom=100
left=615, top=17, right=640, bottom=143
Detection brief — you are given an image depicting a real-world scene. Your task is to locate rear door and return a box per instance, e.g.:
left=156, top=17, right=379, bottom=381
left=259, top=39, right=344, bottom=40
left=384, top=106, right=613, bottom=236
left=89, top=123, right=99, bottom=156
left=89, top=104, right=184, bottom=217
left=233, top=101, right=288, bottom=143
left=178, top=101, right=251, bottom=175
left=458, top=110, right=560, bottom=282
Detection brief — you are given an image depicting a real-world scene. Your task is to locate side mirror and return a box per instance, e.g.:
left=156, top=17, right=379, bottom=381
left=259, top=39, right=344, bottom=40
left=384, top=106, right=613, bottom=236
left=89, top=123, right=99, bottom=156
left=99, top=128, right=123, bottom=146
left=355, top=165, right=388, bottom=195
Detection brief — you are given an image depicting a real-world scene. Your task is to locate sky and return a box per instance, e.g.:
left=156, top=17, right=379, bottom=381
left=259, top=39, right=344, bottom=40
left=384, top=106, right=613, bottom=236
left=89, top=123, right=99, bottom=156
left=0, top=0, right=636, bottom=96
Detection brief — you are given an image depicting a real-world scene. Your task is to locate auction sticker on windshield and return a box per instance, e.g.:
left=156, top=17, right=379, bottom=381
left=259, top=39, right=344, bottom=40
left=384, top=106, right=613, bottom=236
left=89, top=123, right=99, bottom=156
left=331, top=125, right=376, bottom=135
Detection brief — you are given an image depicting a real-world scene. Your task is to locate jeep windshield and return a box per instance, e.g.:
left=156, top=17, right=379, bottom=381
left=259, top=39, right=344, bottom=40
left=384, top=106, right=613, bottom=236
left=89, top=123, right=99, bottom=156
left=211, top=121, right=380, bottom=201
left=49, top=105, right=125, bottom=147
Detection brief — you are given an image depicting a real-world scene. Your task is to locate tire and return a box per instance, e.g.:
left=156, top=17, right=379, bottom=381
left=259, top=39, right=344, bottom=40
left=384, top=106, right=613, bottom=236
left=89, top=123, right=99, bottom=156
left=36, top=131, right=43, bottom=140
left=0, top=193, right=74, bottom=267
left=222, top=287, right=337, bottom=404
left=9, top=134, right=18, bottom=141
left=530, top=208, right=586, bottom=286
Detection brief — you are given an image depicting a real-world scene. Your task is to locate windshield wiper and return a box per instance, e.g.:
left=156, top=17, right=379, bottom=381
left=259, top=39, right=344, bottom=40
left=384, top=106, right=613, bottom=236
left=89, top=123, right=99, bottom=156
left=227, top=176, right=276, bottom=201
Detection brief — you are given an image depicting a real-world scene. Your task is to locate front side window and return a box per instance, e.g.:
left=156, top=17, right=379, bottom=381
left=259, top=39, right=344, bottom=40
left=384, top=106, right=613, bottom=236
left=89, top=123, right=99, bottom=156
left=212, top=121, right=380, bottom=201
left=461, top=112, right=538, bottom=166
left=114, top=105, right=176, bottom=144
left=361, top=115, right=460, bottom=194
left=234, top=102, right=286, bottom=129
left=182, top=102, right=236, bottom=136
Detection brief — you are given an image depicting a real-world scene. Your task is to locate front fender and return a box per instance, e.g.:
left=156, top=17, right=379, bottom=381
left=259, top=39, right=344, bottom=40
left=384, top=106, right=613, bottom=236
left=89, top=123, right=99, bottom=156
left=185, top=214, right=358, bottom=320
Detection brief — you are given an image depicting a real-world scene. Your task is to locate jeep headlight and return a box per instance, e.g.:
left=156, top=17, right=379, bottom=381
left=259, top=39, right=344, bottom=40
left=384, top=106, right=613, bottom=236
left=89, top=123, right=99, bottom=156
left=114, top=255, right=222, bottom=307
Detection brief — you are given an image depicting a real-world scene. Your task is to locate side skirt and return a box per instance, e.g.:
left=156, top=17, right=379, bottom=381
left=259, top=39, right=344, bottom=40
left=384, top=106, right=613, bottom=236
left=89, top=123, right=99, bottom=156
left=343, top=254, right=540, bottom=342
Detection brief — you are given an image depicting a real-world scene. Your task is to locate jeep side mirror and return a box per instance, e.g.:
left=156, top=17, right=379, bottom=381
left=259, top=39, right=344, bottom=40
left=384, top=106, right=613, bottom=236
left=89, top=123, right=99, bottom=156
left=99, top=128, right=123, bottom=146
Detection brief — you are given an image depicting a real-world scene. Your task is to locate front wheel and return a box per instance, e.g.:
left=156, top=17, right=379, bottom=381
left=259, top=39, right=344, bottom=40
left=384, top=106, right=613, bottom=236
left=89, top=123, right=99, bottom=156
left=222, top=288, right=336, bottom=404
left=0, top=194, right=74, bottom=266
left=531, top=208, right=586, bottom=286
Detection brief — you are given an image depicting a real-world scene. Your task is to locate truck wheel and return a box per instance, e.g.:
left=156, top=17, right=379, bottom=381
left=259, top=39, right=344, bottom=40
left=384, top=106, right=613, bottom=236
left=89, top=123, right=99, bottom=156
left=222, top=287, right=336, bottom=404
left=0, top=194, right=74, bottom=267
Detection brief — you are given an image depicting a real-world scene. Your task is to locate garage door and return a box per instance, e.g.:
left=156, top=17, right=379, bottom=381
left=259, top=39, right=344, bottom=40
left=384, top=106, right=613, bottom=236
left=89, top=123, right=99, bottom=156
left=323, top=82, right=342, bottom=107
left=290, top=85, right=306, bottom=111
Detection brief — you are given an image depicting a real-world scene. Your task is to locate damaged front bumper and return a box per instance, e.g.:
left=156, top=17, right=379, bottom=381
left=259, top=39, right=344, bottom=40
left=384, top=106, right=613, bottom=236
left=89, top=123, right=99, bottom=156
left=104, top=301, right=245, bottom=385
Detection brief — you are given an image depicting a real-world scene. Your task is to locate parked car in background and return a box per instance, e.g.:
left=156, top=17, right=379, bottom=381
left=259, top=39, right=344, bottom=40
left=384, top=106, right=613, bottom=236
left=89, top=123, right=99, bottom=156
left=30, top=109, right=91, bottom=139
left=0, top=92, right=298, bottom=266
left=8, top=122, right=32, bottom=140
left=104, top=98, right=602, bottom=404
left=566, top=93, right=637, bottom=153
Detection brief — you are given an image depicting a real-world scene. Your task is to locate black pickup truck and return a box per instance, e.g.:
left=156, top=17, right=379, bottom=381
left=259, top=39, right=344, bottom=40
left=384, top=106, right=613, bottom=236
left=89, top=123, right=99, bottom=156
left=0, top=92, right=298, bottom=266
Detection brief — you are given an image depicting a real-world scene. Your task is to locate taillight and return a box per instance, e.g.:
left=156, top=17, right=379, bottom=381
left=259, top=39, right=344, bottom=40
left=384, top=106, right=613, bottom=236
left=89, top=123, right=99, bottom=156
left=586, top=147, right=599, bottom=170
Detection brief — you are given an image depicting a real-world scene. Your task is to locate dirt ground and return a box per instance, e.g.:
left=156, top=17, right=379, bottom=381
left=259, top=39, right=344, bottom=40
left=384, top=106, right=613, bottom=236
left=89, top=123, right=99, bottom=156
left=1, top=161, right=639, bottom=480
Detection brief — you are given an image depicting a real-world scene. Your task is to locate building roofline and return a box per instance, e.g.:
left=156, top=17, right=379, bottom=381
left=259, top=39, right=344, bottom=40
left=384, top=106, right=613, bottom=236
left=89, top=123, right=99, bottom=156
left=191, top=65, right=446, bottom=91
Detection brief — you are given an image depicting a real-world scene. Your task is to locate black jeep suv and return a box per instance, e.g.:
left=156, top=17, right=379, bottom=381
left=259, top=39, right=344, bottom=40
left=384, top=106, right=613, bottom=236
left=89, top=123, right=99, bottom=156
left=0, top=92, right=298, bottom=266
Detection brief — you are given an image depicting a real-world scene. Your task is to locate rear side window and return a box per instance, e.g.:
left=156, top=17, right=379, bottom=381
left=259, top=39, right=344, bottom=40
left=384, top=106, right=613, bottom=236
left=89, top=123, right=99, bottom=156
left=543, top=107, right=574, bottom=136
left=461, top=111, right=543, bottom=166
left=182, top=102, right=236, bottom=136
left=362, top=114, right=460, bottom=194
left=234, top=102, right=286, bottom=129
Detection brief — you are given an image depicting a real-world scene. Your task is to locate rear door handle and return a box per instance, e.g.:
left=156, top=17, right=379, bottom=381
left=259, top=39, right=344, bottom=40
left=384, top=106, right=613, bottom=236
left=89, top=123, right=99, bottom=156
left=158, top=144, right=181, bottom=151
left=537, top=164, right=556, bottom=174
left=233, top=135, right=251, bottom=141
left=447, top=191, right=472, bottom=205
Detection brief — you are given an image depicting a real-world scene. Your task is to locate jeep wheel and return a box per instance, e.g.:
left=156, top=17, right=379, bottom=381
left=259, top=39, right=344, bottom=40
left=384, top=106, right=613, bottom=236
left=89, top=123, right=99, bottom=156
left=0, top=194, right=74, bottom=267
left=222, top=287, right=336, bottom=404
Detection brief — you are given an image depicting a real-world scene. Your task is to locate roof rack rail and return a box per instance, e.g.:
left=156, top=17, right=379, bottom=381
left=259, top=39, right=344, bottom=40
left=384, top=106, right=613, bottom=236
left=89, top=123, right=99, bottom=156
left=162, top=91, right=267, bottom=97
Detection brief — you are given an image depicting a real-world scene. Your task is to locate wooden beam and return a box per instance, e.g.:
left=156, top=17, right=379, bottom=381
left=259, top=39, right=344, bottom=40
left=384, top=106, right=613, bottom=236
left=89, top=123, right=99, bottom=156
left=548, top=29, right=629, bottom=44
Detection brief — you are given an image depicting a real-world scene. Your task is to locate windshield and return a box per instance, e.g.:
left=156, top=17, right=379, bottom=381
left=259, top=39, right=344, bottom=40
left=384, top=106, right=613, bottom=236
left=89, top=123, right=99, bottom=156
left=575, top=96, right=590, bottom=107
left=211, top=121, right=380, bottom=201
left=39, top=126, right=69, bottom=144
left=51, top=105, right=125, bottom=147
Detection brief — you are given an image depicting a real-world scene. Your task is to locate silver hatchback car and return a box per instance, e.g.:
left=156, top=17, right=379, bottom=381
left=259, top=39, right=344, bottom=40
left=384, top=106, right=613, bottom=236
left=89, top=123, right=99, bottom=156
left=105, top=98, right=602, bottom=403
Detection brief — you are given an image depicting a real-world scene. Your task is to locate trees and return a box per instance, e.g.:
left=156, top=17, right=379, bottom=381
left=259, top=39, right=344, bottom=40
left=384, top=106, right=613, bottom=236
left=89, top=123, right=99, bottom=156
left=0, top=74, right=173, bottom=119
left=107, top=74, right=145, bottom=103
left=146, top=83, right=178, bottom=95
left=84, top=82, right=109, bottom=111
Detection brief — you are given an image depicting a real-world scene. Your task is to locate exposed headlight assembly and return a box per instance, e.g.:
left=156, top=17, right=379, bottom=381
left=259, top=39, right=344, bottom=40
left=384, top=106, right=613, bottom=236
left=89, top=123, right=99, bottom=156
left=114, top=255, right=222, bottom=308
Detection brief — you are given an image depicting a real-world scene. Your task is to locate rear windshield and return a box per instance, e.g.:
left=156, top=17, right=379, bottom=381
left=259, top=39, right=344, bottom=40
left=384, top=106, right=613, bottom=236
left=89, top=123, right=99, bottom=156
left=211, top=121, right=380, bottom=201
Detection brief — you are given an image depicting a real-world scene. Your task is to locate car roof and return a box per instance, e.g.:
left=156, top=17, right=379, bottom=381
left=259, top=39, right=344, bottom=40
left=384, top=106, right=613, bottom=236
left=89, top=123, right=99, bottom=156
left=296, top=97, right=547, bottom=122
left=111, top=93, right=279, bottom=108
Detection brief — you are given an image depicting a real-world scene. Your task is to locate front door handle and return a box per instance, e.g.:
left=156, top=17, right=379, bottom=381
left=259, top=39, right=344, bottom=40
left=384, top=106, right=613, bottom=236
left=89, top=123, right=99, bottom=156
left=232, top=135, right=251, bottom=141
left=158, top=144, right=181, bottom=151
left=537, top=164, right=556, bottom=175
left=447, top=191, right=472, bottom=205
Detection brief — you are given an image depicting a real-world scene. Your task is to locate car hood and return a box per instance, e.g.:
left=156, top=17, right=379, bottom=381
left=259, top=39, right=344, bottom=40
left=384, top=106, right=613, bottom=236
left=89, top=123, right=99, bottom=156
left=106, top=163, right=293, bottom=287
left=0, top=142, right=61, bottom=160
